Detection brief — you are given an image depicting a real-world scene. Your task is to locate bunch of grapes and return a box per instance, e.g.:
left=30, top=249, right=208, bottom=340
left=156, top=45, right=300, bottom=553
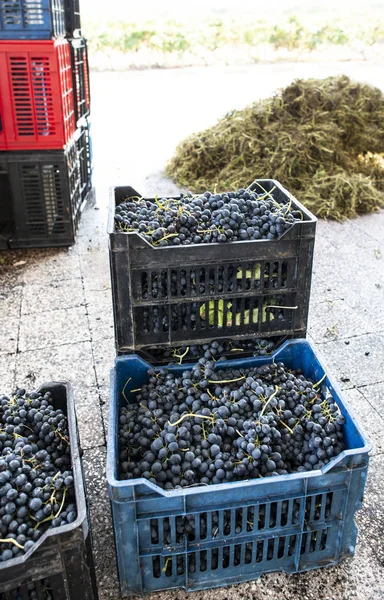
left=148, top=338, right=277, bottom=364
left=118, top=359, right=345, bottom=489
left=0, top=389, right=77, bottom=563
left=7, top=579, right=53, bottom=600
left=115, top=188, right=303, bottom=246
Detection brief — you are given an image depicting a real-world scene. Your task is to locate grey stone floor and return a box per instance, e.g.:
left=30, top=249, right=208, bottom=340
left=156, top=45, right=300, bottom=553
left=1, top=63, right=384, bottom=599
left=1, top=189, right=383, bottom=600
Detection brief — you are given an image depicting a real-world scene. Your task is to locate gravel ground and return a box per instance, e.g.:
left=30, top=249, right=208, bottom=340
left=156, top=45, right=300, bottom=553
left=0, top=62, right=384, bottom=599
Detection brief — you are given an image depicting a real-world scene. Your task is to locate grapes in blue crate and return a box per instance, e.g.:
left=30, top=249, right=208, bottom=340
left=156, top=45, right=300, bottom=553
left=149, top=337, right=278, bottom=364
left=118, top=359, right=345, bottom=490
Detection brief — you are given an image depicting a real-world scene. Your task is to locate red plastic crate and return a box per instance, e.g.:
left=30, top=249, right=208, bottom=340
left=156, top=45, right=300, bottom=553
left=0, top=39, right=76, bottom=150
left=70, top=38, right=91, bottom=123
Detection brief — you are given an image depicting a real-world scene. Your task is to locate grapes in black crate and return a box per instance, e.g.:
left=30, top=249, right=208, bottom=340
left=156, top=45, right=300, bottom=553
left=115, top=187, right=303, bottom=246
left=0, top=389, right=77, bottom=563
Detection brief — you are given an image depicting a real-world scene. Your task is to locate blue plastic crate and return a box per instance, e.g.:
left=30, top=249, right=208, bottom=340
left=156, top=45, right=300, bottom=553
left=107, top=339, right=371, bottom=596
left=0, top=0, right=64, bottom=39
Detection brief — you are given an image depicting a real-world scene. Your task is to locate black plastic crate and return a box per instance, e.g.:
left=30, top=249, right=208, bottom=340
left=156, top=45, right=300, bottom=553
left=108, top=180, right=317, bottom=354
left=70, top=38, right=90, bottom=124
left=0, top=382, right=98, bottom=600
left=76, top=120, right=93, bottom=203
left=0, top=157, right=14, bottom=249
left=64, top=0, right=80, bottom=37
left=1, top=133, right=86, bottom=248
left=0, top=222, right=14, bottom=249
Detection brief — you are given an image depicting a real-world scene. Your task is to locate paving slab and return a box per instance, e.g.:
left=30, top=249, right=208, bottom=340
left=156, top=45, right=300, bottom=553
left=310, top=262, right=354, bottom=306
left=0, top=353, right=16, bottom=393
left=93, top=337, right=116, bottom=389
left=18, top=306, right=90, bottom=352
left=311, top=227, right=384, bottom=305
left=86, top=289, right=115, bottom=342
left=82, top=446, right=120, bottom=600
left=88, top=314, right=115, bottom=343
left=101, top=403, right=110, bottom=440
left=86, top=288, right=113, bottom=315
left=79, top=248, right=110, bottom=283
left=317, top=216, right=384, bottom=256
left=75, top=233, right=108, bottom=255
left=0, top=283, right=23, bottom=318
left=74, top=386, right=106, bottom=449
left=78, top=218, right=108, bottom=240
left=83, top=275, right=111, bottom=295
left=336, top=281, right=384, bottom=333
left=77, top=194, right=109, bottom=229
left=358, top=380, right=384, bottom=415
left=315, top=333, right=384, bottom=389
left=353, top=210, right=384, bottom=243
left=308, top=299, right=374, bottom=343
left=21, top=278, right=85, bottom=315
left=342, top=388, right=384, bottom=455
left=0, top=316, right=19, bottom=355
left=16, top=248, right=81, bottom=284
left=15, top=341, right=97, bottom=392
left=97, top=385, right=110, bottom=437
left=0, top=249, right=43, bottom=284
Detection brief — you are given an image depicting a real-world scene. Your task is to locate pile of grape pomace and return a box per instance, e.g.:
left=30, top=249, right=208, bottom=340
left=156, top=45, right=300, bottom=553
left=115, top=187, right=303, bottom=246
left=119, top=359, right=345, bottom=489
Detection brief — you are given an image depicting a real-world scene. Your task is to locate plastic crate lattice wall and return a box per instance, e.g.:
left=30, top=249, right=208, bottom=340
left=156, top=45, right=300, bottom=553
left=0, top=0, right=67, bottom=38
left=0, top=40, right=75, bottom=150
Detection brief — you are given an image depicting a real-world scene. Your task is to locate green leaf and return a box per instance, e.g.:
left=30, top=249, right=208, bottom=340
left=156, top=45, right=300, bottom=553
left=236, top=265, right=261, bottom=280
left=200, top=299, right=231, bottom=326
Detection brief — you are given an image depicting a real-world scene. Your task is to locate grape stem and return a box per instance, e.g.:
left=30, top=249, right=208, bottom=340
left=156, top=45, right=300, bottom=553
left=208, top=375, right=246, bottom=384
left=162, top=557, right=171, bottom=572
left=172, top=347, right=190, bottom=364
left=265, top=305, right=298, bottom=310
left=122, top=378, right=132, bottom=402
left=33, top=488, right=68, bottom=531
left=248, top=182, right=277, bottom=204
left=152, top=232, right=180, bottom=246
left=260, top=386, right=280, bottom=416
left=0, top=538, right=25, bottom=550
left=168, top=413, right=214, bottom=427
left=280, top=420, right=294, bottom=434
left=313, top=373, right=327, bottom=388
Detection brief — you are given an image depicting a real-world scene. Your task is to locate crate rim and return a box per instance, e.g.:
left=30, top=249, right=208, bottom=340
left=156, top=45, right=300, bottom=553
left=107, top=178, right=317, bottom=245
left=107, top=338, right=372, bottom=499
left=0, top=38, right=68, bottom=48
left=0, top=380, right=87, bottom=571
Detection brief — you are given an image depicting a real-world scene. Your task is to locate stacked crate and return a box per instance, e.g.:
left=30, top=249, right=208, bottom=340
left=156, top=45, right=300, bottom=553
left=108, top=180, right=317, bottom=359
left=0, top=0, right=92, bottom=248
left=106, top=179, right=371, bottom=595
